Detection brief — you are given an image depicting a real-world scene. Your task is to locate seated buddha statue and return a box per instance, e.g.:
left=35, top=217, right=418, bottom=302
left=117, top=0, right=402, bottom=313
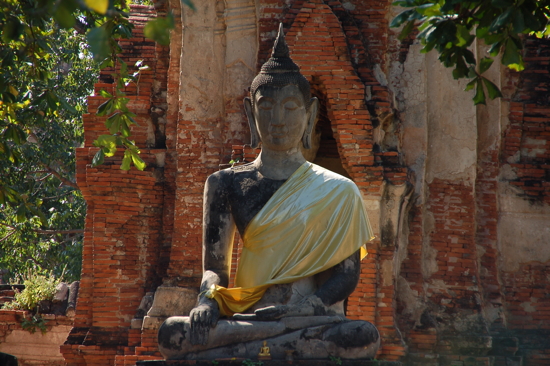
left=158, top=24, right=380, bottom=361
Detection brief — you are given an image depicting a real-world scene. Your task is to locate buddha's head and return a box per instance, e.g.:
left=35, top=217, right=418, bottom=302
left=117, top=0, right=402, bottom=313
left=244, top=24, right=319, bottom=152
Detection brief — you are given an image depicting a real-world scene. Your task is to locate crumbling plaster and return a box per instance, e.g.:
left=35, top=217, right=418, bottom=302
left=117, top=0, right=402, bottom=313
left=497, top=184, right=550, bottom=273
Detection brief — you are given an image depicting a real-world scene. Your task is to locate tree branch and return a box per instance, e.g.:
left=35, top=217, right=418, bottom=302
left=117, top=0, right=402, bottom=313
left=0, top=230, right=16, bottom=243
left=0, top=222, right=84, bottom=236
left=34, top=229, right=84, bottom=235
left=39, top=163, right=79, bottom=190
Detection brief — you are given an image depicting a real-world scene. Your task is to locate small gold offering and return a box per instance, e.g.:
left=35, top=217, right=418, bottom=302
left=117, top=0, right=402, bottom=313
left=258, top=340, right=272, bottom=360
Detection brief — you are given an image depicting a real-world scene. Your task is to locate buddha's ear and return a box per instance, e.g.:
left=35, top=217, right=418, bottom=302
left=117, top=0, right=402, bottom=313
left=303, top=97, right=319, bottom=149
left=244, top=97, right=260, bottom=148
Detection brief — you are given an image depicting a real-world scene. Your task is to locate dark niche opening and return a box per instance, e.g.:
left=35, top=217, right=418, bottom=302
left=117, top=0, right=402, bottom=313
left=311, top=89, right=350, bottom=179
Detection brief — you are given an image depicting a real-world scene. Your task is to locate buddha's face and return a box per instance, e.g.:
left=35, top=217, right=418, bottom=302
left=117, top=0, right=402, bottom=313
left=252, top=84, right=309, bottom=151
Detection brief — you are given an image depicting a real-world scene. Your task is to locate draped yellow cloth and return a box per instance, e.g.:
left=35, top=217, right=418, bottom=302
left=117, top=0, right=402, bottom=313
left=207, top=162, right=374, bottom=316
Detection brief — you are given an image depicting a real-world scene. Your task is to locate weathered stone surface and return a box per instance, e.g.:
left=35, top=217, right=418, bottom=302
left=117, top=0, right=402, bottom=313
left=147, top=286, right=198, bottom=318
left=138, top=360, right=402, bottom=366
left=0, top=325, right=72, bottom=363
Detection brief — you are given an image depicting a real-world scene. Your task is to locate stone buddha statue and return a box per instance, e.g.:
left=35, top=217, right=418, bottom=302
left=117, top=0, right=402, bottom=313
left=158, top=24, right=380, bottom=361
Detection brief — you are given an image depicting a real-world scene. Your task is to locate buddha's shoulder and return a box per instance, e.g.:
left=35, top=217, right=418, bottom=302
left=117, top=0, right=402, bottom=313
left=309, top=163, right=354, bottom=185
left=206, top=163, right=257, bottom=184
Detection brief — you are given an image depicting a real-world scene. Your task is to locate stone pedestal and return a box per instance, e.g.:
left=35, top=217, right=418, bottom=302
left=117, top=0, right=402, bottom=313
left=137, top=360, right=402, bottom=366
left=147, top=286, right=198, bottom=318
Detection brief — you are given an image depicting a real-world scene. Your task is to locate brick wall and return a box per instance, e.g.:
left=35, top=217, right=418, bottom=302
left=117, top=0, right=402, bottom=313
left=0, top=310, right=72, bottom=366
left=62, top=4, right=169, bottom=365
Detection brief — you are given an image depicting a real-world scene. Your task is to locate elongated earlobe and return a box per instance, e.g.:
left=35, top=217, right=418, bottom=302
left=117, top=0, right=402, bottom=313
left=244, top=97, right=260, bottom=148
left=302, top=97, right=319, bottom=149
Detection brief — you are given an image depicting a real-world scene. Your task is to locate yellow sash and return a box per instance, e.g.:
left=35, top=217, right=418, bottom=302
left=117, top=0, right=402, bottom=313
left=207, top=162, right=374, bottom=316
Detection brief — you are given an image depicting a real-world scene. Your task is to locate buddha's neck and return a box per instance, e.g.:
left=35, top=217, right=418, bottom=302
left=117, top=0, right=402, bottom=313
left=254, top=148, right=306, bottom=180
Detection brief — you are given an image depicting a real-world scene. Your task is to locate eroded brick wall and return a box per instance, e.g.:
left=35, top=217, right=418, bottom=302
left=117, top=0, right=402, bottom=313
left=0, top=310, right=72, bottom=366
left=62, top=4, right=169, bottom=365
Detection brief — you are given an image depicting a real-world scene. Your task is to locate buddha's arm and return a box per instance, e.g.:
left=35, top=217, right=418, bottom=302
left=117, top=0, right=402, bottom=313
left=251, top=251, right=361, bottom=320
left=189, top=171, right=236, bottom=345
left=315, top=250, right=361, bottom=306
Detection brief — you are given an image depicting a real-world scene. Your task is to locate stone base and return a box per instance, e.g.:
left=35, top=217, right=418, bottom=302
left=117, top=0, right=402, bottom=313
left=137, top=360, right=402, bottom=366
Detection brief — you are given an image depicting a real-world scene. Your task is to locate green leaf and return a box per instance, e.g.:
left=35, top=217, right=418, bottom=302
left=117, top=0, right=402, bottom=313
left=85, top=0, right=109, bottom=14
left=473, top=79, right=486, bottom=105
left=390, top=9, right=415, bottom=28
left=119, top=116, right=131, bottom=137
left=463, top=49, right=476, bottom=65
left=490, top=7, right=514, bottom=32
left=15, top=204, right=27, bottom=223
left=97, top=99, right=113, bottom=117
left=452, top=55, right=468, bottom=79
left=482, top=77, right=503, bottom=99
left=98, top=90, right=112, bottom=98
left=121, top=151, right=132, bottom=171
left=522, top=7, right=541, bottom=31
left=456, top=25, right=474, bottom=47
left=479, top=57, right=494, bottom=74
left=4, top=125, right=26, bottom=145
left=502, top=38, right=521, bottom=66
left=399, top=20, right=416, bottom=41
left=46, top=91, right=59, bottom=111
left=29, top=207, right=48, bottom=226
left=488, top=41, right=503, bottom=57
left=115, top=24, right=133, bottom=39
left=105, top=113, right=121, bottom=134
left=53, top=1, right=76, bottom=29
left=130, top=150, right=146, bottom=171
left=143, top=13, right=175, bottom=46
left=476, top=26, right=490, bottom=39
left=58, top=97, right=78, bottom=114
left=508, top=61, right=524, bottom=72
left=416, top=3, right=442, bottom=17
left=465, top=78, right=477, bottom=92
left=513, top=10, right=525, bottom=33
left=491, top=0, right=513, bottom=8
left=87, top=25, right=111, bottom=61
left=113, top=97, right=129, bottom=112
left=2, top=17, right=24, bottom=43
left=96, top=135, right=117, bottom=156
left=92, top=149, right=105, bottom=167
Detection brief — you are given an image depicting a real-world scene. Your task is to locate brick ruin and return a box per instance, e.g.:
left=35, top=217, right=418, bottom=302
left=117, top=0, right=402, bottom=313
left=4, top=1, right=548, bottom=365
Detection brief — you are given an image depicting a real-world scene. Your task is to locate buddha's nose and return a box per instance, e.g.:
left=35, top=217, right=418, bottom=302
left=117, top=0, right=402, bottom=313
left=271, top=104, right=285, bottom=126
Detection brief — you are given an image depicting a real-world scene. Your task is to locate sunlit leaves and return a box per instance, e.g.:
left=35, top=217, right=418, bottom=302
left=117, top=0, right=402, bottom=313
left=87, top=24, right=111, bottom=62
left=143, top=12, right=175, bottom=46
left=483, top=78, right=503, bottom=99
left=391, top=0, right=550, bottom=104
left=479, top=57, right=494, bottom=74
left=0, top=0, right=194, bottom=281
left=85, top=0, right=109, bottom=14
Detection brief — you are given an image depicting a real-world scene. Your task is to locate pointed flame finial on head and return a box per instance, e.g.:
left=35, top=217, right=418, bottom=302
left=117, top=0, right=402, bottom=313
left=249, top=21, right=311, bottom=108
left=271, top=23, right=289, bottom=58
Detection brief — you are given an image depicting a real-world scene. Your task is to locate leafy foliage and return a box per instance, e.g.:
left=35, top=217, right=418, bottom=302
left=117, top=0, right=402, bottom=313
left=2, top=271, right=61, bottom=311
left=21, top=314, right=48, bottom=334
left=0, top=0, right=183, bottom=281
left=391, top=0, right=550, bottom=104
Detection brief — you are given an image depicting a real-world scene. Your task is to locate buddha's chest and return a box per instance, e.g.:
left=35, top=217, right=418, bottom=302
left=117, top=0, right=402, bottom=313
left=227, top=171, right=286, bottom=236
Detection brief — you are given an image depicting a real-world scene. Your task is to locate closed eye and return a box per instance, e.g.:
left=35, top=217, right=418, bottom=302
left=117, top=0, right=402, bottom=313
left=284, top=101, right=299, bottom=110
left=258, top=99, right=273, bottom=110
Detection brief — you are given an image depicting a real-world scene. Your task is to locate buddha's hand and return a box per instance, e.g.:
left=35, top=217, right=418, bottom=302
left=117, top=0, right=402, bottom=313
left=189, top=297, right=220, bottom=346
left=252, top=295, right=326, bottom=321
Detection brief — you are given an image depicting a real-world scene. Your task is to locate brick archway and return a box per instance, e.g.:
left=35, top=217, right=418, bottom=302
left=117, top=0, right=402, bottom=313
left=286, top=1, right=383, bottom=193
left=285, top=0, right=383, bottom=322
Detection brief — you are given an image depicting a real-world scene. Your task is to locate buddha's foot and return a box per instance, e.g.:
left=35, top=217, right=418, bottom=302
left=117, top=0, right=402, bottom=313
left=158, top=316, right=379, bottom=360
